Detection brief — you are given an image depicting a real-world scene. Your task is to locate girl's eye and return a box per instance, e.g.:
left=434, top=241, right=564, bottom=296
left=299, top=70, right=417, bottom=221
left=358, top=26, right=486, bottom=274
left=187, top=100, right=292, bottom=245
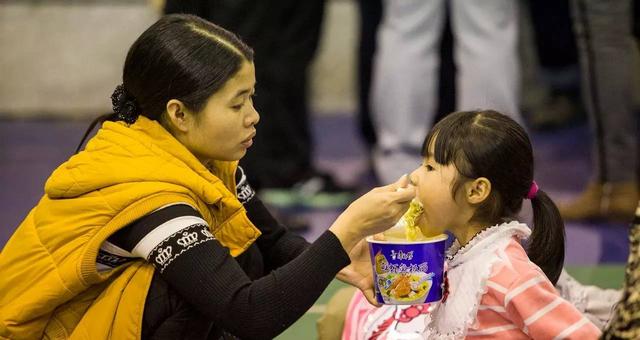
left=425, top=164, right=434, bottom=171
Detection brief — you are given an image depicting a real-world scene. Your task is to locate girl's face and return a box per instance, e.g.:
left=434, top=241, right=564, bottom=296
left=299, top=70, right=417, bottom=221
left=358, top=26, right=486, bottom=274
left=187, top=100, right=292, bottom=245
left=409, top=153, right=470, bottom=235
left=181, top=61, right=259, bottom=162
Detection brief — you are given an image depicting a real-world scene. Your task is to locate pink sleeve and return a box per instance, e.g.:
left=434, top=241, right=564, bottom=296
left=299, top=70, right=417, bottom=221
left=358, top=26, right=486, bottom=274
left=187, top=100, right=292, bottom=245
left=503, top=271, right=601, bottom=340
left=342, top=290, right=373, bottom=340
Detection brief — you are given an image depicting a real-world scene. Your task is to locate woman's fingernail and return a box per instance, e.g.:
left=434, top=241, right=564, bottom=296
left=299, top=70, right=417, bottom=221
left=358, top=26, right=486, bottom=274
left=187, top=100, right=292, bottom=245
left=408, top=175, right=416, bottom=186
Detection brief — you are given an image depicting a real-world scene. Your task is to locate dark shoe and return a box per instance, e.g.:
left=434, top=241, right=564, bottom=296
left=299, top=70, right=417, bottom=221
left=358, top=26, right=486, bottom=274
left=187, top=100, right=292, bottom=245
left=259, top=172, right=354, bottom=210
left=558, top=182, right=604, bottom=220
left=559, top=181, right=639, bottom=222
left=529, top=95, right=581, bottom=131
left=605, top=182, right=640, bottom=222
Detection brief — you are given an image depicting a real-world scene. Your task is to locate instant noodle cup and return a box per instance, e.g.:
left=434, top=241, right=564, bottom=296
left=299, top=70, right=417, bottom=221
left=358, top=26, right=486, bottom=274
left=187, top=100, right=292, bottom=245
left=367, top=233, right=447, bottom=305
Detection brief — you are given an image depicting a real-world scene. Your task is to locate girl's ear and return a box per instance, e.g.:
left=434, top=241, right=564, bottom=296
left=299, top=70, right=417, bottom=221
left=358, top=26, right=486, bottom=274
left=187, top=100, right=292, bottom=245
left=165, top=99, right=193, bottom=133
left=466, top=177, right=491, bottom=204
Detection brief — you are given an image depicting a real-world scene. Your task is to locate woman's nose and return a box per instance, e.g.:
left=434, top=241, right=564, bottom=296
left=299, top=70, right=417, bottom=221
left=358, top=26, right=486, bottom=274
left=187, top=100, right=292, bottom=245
left=246, top=105, right=260, bottom=126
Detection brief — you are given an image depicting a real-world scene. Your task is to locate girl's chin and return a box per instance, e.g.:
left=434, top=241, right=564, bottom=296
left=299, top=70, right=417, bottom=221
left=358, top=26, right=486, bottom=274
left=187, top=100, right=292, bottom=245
left=419, top=224, right=443, bottom=237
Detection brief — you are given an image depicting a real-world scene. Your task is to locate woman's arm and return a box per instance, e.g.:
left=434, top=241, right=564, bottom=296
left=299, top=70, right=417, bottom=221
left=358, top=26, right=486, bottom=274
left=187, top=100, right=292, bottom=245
left=236, top=167, right=310, bottom=271
left=109, top=204, right=348, bottom=339
left=107, top=174, right=414, bottom=338
left=161, top=229, right=347, bottom=339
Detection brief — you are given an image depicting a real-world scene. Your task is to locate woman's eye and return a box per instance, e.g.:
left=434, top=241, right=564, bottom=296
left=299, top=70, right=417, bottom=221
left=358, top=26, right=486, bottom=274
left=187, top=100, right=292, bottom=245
left=425, top=164, right=434, bottom=171
left=231, top=103, right=243, bottom=110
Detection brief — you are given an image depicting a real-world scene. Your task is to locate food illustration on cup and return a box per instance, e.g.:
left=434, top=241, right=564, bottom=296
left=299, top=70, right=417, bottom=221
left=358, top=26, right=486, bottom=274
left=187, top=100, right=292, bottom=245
left=368, top=199, right=447, bottom=305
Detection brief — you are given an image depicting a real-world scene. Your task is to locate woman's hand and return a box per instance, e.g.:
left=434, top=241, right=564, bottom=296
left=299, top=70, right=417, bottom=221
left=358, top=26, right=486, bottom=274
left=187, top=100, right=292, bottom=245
left=336, top=239, right=380, bottom=306
left=330, top=175, right=415, bottom=253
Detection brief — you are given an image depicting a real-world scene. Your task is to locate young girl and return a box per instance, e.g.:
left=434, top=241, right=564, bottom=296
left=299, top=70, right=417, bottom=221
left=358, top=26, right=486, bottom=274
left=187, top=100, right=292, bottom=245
left=344, top=110, right=602, bottom=339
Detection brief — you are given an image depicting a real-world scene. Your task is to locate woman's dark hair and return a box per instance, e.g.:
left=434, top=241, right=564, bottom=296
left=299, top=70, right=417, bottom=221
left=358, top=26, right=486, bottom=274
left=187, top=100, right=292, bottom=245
left=422, top=110, right=565, bottom=284
left=76, top=14, right=254, bottom=152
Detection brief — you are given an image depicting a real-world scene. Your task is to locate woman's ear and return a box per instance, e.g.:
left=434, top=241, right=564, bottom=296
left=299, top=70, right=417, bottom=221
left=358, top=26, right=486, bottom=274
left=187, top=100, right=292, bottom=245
left=466, top=177, right=491, bottom=204
left=165, top=99, right=192, bottom=133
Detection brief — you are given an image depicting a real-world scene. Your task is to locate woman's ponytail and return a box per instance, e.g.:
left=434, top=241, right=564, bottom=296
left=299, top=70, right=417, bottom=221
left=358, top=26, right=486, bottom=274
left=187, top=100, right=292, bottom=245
left=74, top=84, right=140, bottom=154
left=527, top=189, right=566, bottom=285
left=74, top=112, right=116, bottom=154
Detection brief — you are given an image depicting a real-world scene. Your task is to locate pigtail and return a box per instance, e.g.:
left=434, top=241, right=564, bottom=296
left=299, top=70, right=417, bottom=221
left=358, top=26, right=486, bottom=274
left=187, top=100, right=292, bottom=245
left=527, top=189, right=566, bottom=285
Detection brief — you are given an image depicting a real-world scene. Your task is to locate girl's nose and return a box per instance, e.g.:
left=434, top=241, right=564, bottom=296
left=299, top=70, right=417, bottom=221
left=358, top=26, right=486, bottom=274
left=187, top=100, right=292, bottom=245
left=409, top=169, right=420, bottom=186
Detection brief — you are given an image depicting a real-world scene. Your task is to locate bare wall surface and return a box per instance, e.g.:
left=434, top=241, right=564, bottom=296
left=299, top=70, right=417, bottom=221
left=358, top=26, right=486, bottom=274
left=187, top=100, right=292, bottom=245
left=0, top=3, right=159, bottom=117
left=0, top=1, right=358, bottom=118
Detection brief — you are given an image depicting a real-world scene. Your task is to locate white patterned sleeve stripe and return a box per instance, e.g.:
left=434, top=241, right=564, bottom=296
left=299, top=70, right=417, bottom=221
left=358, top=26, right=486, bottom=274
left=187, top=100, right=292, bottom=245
left=504, top=276, right=545, bottom=306
left=478, top=305, right=506, bottom=313
left=154, top=202, right=198, bottom=212
left=96, top=263, right=115, bottom=272
left=467, top=324, right=518, bottom=336
left=100, top=240, right=134, bottom=257
left=524, top=296, right=564, bottom=326
left=131, top=215, right=209, bottom=259
left=553, top=317, right=590, bottom=340
left=486, top=281, right=508, bottom=294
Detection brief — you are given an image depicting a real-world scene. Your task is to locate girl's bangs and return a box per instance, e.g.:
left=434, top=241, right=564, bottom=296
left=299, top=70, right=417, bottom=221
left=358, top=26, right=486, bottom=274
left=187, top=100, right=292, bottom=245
left=422, top=118, right=465, bottom=166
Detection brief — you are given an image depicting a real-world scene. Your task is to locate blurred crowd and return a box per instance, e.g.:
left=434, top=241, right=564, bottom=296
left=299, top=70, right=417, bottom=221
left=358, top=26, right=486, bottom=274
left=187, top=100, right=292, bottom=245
left=159, top=0, right=638, bottom=227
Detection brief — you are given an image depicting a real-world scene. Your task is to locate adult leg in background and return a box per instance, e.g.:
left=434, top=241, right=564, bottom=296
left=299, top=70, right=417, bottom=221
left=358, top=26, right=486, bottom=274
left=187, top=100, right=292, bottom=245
left=371, top=0, right=446, bottom=185
left=450, top=0, right=521, bottom=121
left=561, top=0, right=639, bottom=221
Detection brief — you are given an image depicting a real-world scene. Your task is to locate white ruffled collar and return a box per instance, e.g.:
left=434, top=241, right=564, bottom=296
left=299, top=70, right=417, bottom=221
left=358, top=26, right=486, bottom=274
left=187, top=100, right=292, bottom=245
left=423, top=220, right=531, bottom=339
left=446, top=220, right=531, bottom=268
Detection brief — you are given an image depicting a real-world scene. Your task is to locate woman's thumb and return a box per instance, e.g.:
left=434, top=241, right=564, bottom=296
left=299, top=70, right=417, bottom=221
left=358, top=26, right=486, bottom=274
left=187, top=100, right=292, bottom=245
left=363, top=287, right=381, bottom=307
left=394, top=174, right=410, bottom=191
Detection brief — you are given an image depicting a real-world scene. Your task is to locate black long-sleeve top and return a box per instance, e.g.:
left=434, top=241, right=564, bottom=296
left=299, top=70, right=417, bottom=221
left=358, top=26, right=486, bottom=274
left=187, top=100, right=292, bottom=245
left=98, top=167, right=350, bottom=339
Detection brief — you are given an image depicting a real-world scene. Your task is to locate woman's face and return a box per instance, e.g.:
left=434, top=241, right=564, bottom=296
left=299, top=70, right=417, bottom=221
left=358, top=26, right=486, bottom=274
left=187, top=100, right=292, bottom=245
left=182, top=61, right=259, bottom=162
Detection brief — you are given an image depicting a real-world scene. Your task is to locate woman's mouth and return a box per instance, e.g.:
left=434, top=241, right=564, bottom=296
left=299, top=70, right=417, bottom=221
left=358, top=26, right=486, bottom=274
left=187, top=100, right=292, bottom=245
left=241, top=133, right=255, bottom=148
left=241, top=138, right=253, bottom=148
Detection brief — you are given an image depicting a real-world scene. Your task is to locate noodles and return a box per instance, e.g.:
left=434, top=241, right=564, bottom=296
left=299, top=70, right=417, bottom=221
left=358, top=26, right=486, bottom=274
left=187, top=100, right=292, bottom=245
left=402, top=199, right=424, bottom=241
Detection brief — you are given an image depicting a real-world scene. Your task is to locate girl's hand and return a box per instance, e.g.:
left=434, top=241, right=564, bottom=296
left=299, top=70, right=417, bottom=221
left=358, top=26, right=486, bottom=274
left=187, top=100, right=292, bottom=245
left=336, top=239, right=381, bottom=306
left=330, top=175, right=415, bottom=253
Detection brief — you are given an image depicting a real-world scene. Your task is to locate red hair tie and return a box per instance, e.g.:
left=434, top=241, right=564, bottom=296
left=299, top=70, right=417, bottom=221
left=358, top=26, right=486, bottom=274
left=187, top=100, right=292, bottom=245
left=526, top=181, right=539, bottom=200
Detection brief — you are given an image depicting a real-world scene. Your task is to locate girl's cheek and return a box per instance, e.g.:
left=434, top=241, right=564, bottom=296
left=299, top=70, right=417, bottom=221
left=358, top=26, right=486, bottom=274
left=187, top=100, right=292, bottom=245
left=417, top=192, right=429, bottom=209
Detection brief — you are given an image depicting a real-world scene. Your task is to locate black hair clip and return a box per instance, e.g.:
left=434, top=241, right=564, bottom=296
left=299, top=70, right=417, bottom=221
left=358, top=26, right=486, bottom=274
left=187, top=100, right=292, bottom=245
left=111, top=84, right=140, bottom=124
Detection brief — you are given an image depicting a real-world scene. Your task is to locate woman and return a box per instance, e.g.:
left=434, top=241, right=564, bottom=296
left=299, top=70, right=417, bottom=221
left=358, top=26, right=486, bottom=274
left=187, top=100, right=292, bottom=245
left=0, top=14, right=414, bottom=339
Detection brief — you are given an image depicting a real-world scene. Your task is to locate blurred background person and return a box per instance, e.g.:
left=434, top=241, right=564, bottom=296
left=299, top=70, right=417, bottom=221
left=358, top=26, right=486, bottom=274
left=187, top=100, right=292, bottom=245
left=594, top=6, right=640, bottom=338
left=354, top=0, right=381, bottom=154
left=165, top=0, right=355, bottom=212
left=525, top=0, right=584, bottom=130
left=354, top=0, right=457, bottom=184
left=370, top=0, right=521, bottom=184
left=602, top=202, right=640, bottom=339
left=558, top=0, right=639, bottom=222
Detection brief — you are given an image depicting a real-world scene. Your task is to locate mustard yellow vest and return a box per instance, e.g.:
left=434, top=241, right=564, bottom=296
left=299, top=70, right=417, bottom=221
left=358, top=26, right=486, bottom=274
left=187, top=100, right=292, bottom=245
left=0, top=116, right=261, bottom=339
